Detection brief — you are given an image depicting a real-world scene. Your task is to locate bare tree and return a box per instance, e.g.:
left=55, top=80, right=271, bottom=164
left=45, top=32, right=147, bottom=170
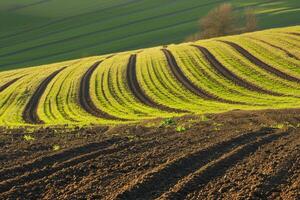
left=185, top=3, right=259, bottom=41
left=199, top=3, right=236, bottom=39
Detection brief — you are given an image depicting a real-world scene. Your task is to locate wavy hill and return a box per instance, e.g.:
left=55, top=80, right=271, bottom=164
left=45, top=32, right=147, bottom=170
left=1, top=0, right=300, bottom=70
left=0, top=26, right=299, bottom=126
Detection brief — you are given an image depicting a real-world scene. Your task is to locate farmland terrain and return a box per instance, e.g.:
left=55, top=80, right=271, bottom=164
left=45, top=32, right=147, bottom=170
left=0, top=0, right=300, bottom=70
left=0, top=21, right=299, bottom=199
left=0, top=26, right=299, bottom=126
left=0, top=108, right=299, bottom=199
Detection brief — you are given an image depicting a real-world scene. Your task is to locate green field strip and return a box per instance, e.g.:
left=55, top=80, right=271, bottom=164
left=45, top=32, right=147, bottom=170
left=167, top=44, right=285, bottom=106
left=247, top=35, right=300, bottom=60
left=38, top=57, right=117, bottom=125
left=193, top=41, right=300, bottom=99
left=242, top=35, right=300, bottom=63
left=136, top=47, right=248, bottom=114
left=127, top=54, right=182, bottom=113
left=90, top=53, right=172, bottom=121
left=23, top=67, right=67, bottom=124
left=220, top=36, right=300, bottom=80
left=78, top=58, right=123, bottom=121
left=0, top=64, right=65, bottom=126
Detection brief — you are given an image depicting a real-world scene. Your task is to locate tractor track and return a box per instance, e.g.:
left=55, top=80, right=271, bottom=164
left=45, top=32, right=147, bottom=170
left=127, top=54, right=184, bottom=113
left=221, top=40, right=300, bottom=83
left=248, top=37, right=299, bottom=60
left=161, top=49, right=240, bottom=104
left=22, top=67, right=67, bottom=124
left=79, top=59, right=121, bottom=120
left=193, top=45, right=283, bottom=97
left=0, top=76, right=23, bottom=93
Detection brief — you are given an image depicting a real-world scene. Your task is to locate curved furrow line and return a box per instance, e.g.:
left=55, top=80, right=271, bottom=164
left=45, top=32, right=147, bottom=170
left=220, top=41, right=300, bottom=83
left=161, top=49, right=238, bottom=104
left=0, top=138, right=129, bottom=194
left=112, top=127, right=276, bottom=200
left=193, top=45, right=283, bottom=97
left=22, top=67, right=67, bottom=124
left=289, top=32, right=300, bottom=37
left=159, top=130, right=290, bottom=200
left=6, top=0, right=53, bottom=12
left=249, top=37, right=299, bottom=61
left=79, top=60, right=121, bottom=120
left=127, top=54, right=183, bottom=113
left=0, top=76, right=24, bottom=93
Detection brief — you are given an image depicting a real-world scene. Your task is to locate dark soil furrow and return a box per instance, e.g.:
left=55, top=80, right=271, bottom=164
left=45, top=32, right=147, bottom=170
left=0, top=138, right=119, bottom=182
left=160, top=130, right=289, bottom=200
left=193, top=45, right=283, bottom=97
left=79, top=60, right=121, bottom=120
left=23, top=67, right=67, bottom=124
left=221, top=40, right=300, bottom=83
left=127, top=54, right=183, bottom=113
left=249, top=37, right=299, bottom=60
left=161, top=48, right=237, bottom=104
left=113, top=127, right=276, bottom=200
left=0, top=138, right=129, bottom=194
left=0, top=76, right=23, bottom=93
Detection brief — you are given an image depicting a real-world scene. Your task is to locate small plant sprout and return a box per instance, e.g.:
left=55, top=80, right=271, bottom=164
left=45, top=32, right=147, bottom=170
left=53, top=145, right=60, bottom=151
left=160, top=118, right=176, bottom=127
left=200, top=115, right=209, bottom=122
left=23, top=135, right=35, bottom=142
left=176, top=126, right=186, bottom=132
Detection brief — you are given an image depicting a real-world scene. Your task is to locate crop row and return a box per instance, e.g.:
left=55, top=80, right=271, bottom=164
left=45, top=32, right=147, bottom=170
left=0, top=26, right=299, bottom=126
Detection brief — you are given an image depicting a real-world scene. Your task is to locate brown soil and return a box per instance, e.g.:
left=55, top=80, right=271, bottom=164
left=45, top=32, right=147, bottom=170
left=23, top=67, right=67, bottom=124
left=193, top=45, right=282, bottom=97
left=0, top=108, right=300, bottom=199
left=126, top=54, right=183, bottom=113
left=221, top=40, right=300, bottom=83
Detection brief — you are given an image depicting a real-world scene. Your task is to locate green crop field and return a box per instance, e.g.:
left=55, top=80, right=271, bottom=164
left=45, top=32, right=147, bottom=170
left=0, top=26, right=299, bottom=127
left=0, top=0, right=300, bottom=71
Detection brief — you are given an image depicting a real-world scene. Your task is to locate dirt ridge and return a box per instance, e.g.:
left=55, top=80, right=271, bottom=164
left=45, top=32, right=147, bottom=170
left=112, top=127, right=276, bottom=199
left=159, top=130, right=290, bottom=200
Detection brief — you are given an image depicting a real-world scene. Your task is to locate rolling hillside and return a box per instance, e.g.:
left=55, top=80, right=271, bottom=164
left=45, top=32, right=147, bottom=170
left=0, top=0, right=300, bottom=70
left=0, top=26, right=299, bottom=127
